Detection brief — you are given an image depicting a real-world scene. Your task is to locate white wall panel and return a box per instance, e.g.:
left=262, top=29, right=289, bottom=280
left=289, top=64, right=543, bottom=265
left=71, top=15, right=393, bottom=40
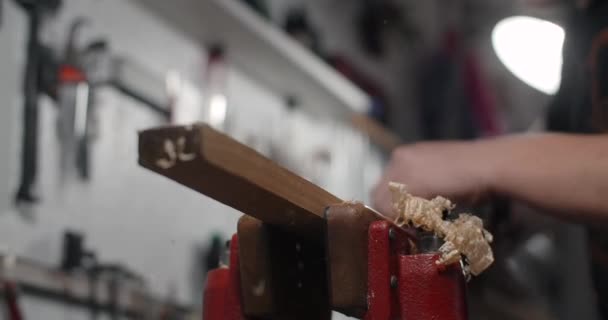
left=0, top=1, right=383, bottom=319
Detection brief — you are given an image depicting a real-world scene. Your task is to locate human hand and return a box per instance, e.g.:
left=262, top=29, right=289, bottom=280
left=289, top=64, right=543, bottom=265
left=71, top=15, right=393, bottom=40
left=372, top=140, right=494, bottom=218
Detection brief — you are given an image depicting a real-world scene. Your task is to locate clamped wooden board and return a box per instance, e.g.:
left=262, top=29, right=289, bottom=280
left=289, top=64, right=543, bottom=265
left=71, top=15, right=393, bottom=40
left=138, top=123, right=338, bottom=239
left=138, top=123, right=468, bottom=319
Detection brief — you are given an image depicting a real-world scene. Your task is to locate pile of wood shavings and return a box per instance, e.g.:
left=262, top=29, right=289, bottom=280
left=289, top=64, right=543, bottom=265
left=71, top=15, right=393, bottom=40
left=389, top=182, right=494, bottom=276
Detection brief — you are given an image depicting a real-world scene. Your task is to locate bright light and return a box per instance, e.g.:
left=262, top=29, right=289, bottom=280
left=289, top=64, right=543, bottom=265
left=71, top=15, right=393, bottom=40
left=492, top=16, right=565, bottom=95
left=209, top=94, right=227, bottom=127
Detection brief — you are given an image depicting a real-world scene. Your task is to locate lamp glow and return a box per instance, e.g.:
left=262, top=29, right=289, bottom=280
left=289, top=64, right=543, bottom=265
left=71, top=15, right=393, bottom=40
left=492, top=16, right=565, bottom=95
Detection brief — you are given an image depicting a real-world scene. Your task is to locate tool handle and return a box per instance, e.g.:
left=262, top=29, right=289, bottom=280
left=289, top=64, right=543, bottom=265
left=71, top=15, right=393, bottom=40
left=138, top=124, right=341, bottom=238
left=15, top=11, right=42, bottom=205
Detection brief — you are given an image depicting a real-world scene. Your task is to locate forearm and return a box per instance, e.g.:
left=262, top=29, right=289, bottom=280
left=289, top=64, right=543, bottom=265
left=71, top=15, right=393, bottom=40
left=482, top=133, right=608, bottom=223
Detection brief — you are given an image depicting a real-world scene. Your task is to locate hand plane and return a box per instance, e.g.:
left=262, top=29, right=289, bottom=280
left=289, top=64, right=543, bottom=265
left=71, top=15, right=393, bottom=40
left=138, top=123, right=468, bottom=320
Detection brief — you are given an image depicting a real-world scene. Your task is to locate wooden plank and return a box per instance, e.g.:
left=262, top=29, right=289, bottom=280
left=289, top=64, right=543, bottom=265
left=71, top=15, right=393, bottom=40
left=325, top=203, right=379, bottom=317
left=237, top=215, right=331, bottom=320
left=138, top=123, right=342, bottom=238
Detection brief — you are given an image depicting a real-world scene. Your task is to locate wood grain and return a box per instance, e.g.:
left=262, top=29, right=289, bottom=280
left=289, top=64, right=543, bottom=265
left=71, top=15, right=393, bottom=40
left=238, top=215, right=331, bottom=319
left=138, top=123, right=342, bottom=238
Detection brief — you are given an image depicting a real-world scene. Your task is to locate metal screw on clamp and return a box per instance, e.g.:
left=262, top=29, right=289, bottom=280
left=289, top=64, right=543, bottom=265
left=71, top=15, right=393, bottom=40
left=390, top=275, right=398, bottom=288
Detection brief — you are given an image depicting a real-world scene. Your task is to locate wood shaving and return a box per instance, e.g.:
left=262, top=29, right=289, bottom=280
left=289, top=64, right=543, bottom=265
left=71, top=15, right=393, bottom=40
left=389, top=182, right=494, bottom=276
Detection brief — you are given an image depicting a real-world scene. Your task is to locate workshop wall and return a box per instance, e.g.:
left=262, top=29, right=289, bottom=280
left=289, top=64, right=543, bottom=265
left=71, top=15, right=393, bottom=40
left=0, top=0, right=242, bottom=314
left=0, top=1, right=382, bottom=318
left=0, top=1, right=537, bottom=318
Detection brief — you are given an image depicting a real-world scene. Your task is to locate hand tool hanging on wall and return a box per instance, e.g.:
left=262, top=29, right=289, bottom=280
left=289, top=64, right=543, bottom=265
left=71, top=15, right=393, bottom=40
left=12, top=12, right=172, bottom=206
left=60, top=230, right=97, bottom=272
left=58, top=231, right=144, bottom=320
left=55, top=18, right=173, bottom=183
left=13, top=0, right=62, bottom=205
left=56, top=18, right=109, bottom=183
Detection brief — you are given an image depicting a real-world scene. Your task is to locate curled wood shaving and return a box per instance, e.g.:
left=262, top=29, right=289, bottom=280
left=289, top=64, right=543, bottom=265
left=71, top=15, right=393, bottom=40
left=389, top=182, right=494, bottom=276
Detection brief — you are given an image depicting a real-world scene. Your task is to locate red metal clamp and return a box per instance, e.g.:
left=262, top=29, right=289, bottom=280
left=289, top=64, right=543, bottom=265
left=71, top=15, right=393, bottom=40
left=202, top=221, right=467, bottom=320
left=202, top=235, right=244, bottom=320
left=2, top=281, right=24, bottom=320
left=365, top=220, right=468, bottom=320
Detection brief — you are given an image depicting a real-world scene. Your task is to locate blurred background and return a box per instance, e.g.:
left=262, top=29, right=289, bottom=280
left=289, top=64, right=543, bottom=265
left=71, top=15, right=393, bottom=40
left=0, top=0, right=600, bottom=319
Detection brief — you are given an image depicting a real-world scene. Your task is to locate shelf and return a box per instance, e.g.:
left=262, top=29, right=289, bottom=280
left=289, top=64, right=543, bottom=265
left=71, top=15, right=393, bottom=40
left=131, top=0, right=401, bottom=151
left=0, top=254, right=195, bottom=318
left=130, top=0, right=368, bottom=118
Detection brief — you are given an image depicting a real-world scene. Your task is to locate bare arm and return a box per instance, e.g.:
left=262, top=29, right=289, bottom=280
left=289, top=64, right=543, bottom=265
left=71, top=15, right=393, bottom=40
left=372, top=133, right=608, bottom=224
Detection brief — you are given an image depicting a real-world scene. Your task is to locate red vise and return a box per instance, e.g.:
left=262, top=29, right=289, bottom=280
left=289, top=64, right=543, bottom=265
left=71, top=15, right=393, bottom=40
left=202, top=222, right=468, bottom=320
